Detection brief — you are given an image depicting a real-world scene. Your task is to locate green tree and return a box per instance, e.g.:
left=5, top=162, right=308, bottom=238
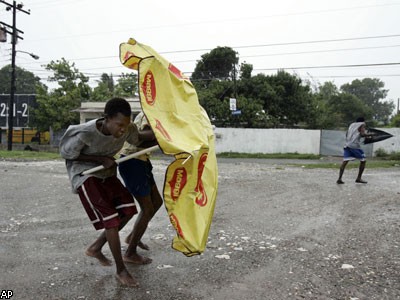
left=241, top=70, right=315, bottom=127
left=327, top=93, right=373, bottom=128
left=235, top=73, right=277, bottom=127
left=232, top=96, right=265, bottom=128
left=0, top=64, right=44, bottom=94
left=30, top=58, right=91, bottom=131
left=191, top=46, right=238, bottom=87
left=318, top=81, right=339, bottom=99
left=196, top=80, right=232, bottom=126
left=312, top=81, right=341, bottom=129
left=114, top=73, right=138, bottom=97
left=239, top=62, right=253, bottom=80
left=390, top=113, right=400, bottom=127
left=340, top=78, right=394, bottom=124
left=91, top=73, right=115, bottom=101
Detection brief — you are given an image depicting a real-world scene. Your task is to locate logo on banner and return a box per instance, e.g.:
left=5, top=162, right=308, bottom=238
left=169, top=213, right=184, bottom=238
left=168, top=63, right=187, bottom=80
left=155, top=119, right=172, bottom=141
left=195, top=153, right=208, bottom=207
left=169, top=167, right=187, bottom=201
left=123, top=51, right=139, bottom=69
left=141, top=71, right=156, bottom=105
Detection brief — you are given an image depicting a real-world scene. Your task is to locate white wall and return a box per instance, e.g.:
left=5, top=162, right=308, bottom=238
left=214, top=128, right=321, bottom=154
left=373, top=128, right=400, bottom=154
left=214, top=127, right=399, bottom=156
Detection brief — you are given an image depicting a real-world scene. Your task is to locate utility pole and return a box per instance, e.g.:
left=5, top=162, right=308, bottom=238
left=0, top=0, right=30, bottom=150
left=232, top=63, right=238, bottom=100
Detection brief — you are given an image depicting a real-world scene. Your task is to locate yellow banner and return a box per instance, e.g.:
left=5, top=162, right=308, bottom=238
left=120, top=38, right=218, bottom=256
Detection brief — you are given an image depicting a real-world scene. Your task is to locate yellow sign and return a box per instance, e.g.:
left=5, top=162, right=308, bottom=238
left=120, top=38, right=218, bottom=256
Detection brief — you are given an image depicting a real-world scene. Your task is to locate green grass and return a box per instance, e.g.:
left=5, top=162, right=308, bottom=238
left=1, top=150, right=399, bottom=169
left=217, top=152, right=400, bottom=169
left=0, top=150, right=62, bottom=160
left=217, top=152, right=320, bottom=159
left=297, top=160, right=400, bottom=169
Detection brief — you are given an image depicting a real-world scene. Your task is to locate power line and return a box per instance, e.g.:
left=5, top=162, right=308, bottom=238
left=240, top=44, right=400, bottom=59
left=253, top=62, right=400, bottom=72
left=312, top=74, right=400, bottom=78
left=20, top=61, right=400, bottom=81
left=5, top=36, right=400, bottom=68
left=11, top=57, right=400, bottom=78
left=231, top=34, right=400, bottom=51
left=27, top=0, right=86, bottom=9
left=152, top=34, right=400, bottom=55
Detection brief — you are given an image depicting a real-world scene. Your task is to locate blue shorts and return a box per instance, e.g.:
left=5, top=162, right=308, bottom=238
left=343, top=147, right=366, bottom=162
left=118, top=157, right=155, bottom=197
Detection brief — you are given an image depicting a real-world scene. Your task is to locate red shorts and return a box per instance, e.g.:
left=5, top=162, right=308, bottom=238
left=77, top=176, right=137, bottom=230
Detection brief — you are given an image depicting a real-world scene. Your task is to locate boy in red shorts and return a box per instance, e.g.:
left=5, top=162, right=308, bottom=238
left=60, top=98, right=153, bottom=287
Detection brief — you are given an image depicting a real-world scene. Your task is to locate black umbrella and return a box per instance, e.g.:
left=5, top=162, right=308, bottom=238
left=363, top=128, right=394, bottom=144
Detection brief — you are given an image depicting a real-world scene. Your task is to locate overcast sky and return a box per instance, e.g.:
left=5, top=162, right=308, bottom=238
left=1, top=0, right=399, bottom=110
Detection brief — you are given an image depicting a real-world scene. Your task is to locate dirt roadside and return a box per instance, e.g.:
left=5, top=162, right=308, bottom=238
left=0, top=158, right=399, bottom=300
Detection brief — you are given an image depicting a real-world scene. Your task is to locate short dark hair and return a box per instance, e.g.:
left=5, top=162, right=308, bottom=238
left=104, top=97, right=131, bottom=118
left=356, top=117, right=365, bottom=122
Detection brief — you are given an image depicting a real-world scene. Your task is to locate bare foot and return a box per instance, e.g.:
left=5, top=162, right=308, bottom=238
left=138, top=241, right=150, bottom=251
left=85, top=249, right=112, bottom=266
left=115, top=269, right=139, bottom=287
left=124, top=234, right=132, bottom=245
left=124, top=235, right=150, bottom=251
left=123, top=253, right=152, bottom=265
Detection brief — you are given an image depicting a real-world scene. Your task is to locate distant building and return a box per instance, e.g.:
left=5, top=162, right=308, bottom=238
left=73, top=97, right=142, bottom=124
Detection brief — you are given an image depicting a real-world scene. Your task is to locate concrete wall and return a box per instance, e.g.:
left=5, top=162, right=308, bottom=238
left=320, top=130, right=373, bottom=157
left=2, top=126, right=398, bottom=157
left=372, top=128, right=400, bottom=154
left=214, top=127, right=399, bottom=156
left=214, top=128, right=321, bottom=155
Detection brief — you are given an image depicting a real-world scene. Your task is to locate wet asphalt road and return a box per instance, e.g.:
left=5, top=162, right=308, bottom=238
left=0, top=157, right=399, bottom=300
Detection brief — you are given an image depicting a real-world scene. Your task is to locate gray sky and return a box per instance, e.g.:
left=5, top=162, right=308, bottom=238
left=1, top=0, right=399, bottom=111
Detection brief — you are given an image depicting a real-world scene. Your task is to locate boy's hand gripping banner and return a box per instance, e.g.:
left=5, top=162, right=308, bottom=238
left=120, top=38, right=218, bottom=256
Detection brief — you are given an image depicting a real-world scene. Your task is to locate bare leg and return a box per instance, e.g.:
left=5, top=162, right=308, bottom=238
left=105, top=226, right=139, bottom=287
left=125, top=234, right=149, bottom=250
left=124, top=194, right=153, bottom=264
left=124, top=185, right=163, bottom=264
left=337, top=160, right=349, bottom=184
left=355, top=161, right=367, bottom=183
left=125, top=185, right=163, bottom=250
left=85, top=230, right=112, bottom=266
left=150, top=184, right=163, bottom=214
left=86, top=215, right=132, bottom=266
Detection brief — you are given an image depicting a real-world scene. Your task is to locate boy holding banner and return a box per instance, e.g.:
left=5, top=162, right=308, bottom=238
left=60, top=98, right=153, bottom=287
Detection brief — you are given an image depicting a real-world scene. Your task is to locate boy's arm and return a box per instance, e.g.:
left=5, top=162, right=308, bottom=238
left=126, top=122, right=157, bottom=147
left=359, top=124, right=374, bottom=139
left=138, top=125, right=158, bottom=147
left=359, top=124, right=367, bottom=137
left=139, top=125, right=156, bottom=141
left=60, top=132, right=116, bottom=169
left=74, top=154, right=116, bottom=169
